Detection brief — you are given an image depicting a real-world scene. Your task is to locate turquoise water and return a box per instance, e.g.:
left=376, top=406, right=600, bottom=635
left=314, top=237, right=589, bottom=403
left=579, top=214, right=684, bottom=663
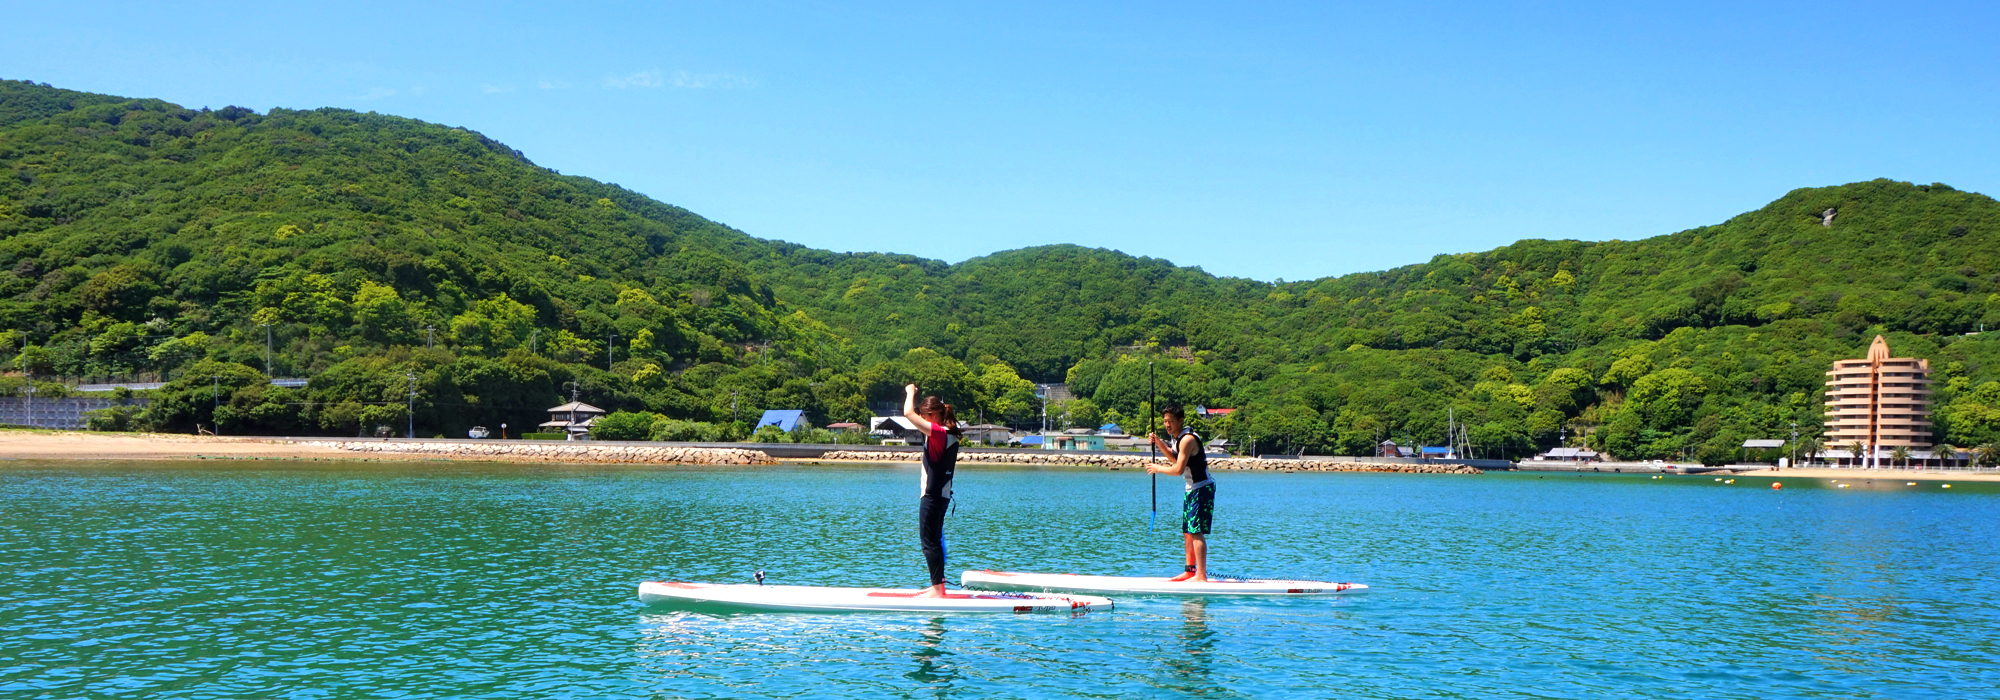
left=3, top=462, right=1997, bottom=698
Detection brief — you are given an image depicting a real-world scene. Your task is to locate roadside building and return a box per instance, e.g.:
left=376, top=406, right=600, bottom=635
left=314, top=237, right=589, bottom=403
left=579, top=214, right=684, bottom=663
left=1824, top=335, right=1933, bottom=466
left=540, top=401, right=606, bottom=440
left=756, top=409, right=807, bottom=433
left=1043, top=433, right=1107, bottom=450
left=1378, top=440, right=1414, bottom=458
left=962, top=423, right=1014, bottom=445
left=1533, top=447, right=1601, bottom=462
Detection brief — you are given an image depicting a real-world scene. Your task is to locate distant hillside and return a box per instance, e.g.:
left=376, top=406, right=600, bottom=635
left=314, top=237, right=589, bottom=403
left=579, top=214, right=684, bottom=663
left=5, top=78, right=2000, bottom=463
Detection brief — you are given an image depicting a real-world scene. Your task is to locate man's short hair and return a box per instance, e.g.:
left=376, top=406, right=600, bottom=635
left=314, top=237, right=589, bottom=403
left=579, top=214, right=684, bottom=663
left=1161, top=404, right=1185, bottom=421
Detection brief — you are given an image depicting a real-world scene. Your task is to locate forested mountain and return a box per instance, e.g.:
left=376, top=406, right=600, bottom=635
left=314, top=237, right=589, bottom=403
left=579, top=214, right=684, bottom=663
left=5, top=79, right=2000, bottom=463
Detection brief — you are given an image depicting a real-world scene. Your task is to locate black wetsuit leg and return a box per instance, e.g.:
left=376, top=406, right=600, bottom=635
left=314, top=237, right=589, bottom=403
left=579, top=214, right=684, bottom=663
left=918, top=495, right=950, bottom=586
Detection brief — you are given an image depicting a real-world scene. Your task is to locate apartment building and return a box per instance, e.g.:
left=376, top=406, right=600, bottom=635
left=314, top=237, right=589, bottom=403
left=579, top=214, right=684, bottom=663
left=1823, top=335, right=1932, bottom=452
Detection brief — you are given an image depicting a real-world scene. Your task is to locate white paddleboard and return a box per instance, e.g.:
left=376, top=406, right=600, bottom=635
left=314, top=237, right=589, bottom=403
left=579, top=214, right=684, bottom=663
left=637, top=581, right=1112, bottom=613
left=962, top=570, right=1367, bottom=596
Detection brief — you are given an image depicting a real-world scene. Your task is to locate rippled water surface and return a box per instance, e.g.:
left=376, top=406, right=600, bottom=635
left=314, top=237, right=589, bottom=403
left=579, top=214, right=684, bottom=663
left=3, top=461, right=1998, bottom=698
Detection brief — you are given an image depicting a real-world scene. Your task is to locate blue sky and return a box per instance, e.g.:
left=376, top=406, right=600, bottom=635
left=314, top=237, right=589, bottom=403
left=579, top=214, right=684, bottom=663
left=7, top=1, right=1996, bottom=281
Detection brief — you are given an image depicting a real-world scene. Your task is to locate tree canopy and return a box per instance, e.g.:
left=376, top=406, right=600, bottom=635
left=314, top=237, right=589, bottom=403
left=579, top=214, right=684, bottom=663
left=5, top=79, right=2000, bottom=462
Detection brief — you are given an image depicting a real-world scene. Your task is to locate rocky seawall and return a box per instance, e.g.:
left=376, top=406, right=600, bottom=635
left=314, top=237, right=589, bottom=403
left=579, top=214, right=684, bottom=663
left=815, top=450, right=1483, bottom=474
left=298, top=441, right=778, bottom=465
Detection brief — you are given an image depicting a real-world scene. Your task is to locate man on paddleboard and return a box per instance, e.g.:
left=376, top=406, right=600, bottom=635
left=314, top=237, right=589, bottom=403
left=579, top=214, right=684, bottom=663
left=1147, top=404, right=1214, bottom=582
left=903, top=383, right=963, bottom=598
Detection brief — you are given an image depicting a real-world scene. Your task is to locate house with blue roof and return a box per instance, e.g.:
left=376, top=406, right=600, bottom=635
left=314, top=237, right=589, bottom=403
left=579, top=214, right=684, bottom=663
left=756, top=409, right=807, bottom=433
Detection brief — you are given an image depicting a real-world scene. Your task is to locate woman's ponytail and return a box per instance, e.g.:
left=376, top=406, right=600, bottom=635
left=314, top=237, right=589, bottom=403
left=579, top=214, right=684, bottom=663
left=918, top=396, right=961, bottom=434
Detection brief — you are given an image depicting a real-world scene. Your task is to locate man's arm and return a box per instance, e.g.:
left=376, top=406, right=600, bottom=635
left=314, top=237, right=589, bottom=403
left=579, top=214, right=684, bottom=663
left=1149, top=434, right=1192, bottom=476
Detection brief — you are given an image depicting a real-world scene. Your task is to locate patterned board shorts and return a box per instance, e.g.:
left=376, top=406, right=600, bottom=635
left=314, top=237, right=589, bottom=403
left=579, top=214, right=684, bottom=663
left=1182, top=483, right=1216, bottom=535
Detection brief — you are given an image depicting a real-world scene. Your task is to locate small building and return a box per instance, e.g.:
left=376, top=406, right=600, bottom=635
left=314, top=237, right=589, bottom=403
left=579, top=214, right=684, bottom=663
left=962, top=423, right=1014, bottom=445
left=1044, top=433, right=1107, bottom=451
left=870, top=416, right=925, bottom=442
left=540, top=401, right=606, bottom=440
left=1098, top=423, right=1124, bottom=436
left=1378, top=440, right=1414, bottom=458
left=1419, top=446, right=1454, bottom=459
left=757, top=409, right=807, bottom=433
left=1740, top=438, right=1786, bottom=464
left=1534, top=447, right=1600, bottom=462
left=826, top=422, right=864, bottom=432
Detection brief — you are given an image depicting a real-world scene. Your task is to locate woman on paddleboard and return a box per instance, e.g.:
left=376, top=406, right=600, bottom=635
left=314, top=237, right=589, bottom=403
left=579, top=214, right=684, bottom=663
left=903, top=383, right=963, bottom=598
left=1147, top=404, right=1213, bottom=582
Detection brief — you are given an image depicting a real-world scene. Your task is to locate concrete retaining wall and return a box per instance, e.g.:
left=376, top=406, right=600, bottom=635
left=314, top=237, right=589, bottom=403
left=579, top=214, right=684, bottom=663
left=816, top=450, right=1482, bottom=474
left=297, top=440, right=777, bottom=465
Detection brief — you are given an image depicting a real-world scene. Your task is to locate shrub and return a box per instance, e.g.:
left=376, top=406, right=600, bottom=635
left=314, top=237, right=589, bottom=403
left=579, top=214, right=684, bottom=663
left=522, top=432, right=566, bottom=440
left=591, top=411, right=661, bottom=441
left=85, top=406, right=142, bottom=432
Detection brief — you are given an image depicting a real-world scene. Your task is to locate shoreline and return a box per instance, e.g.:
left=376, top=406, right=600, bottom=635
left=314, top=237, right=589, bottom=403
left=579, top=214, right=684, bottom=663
left=0, top=430, right=773, bottom=465
left=1736, top=467, right=2000, bottom=483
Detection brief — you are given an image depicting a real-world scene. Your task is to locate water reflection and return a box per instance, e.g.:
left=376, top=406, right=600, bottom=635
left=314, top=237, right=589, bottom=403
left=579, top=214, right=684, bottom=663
left=1159, top=598, right=1237, bottom=698
left=903, top=616, right=958, bottom=696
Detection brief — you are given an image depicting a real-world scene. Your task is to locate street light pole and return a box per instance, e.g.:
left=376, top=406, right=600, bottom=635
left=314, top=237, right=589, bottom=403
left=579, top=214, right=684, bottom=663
left=261, top=323, right=272, bottom=377
left=405, top=372, right=416, bottom=439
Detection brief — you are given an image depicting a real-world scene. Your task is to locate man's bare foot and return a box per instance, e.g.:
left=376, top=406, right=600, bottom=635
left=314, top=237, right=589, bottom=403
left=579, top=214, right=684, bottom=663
left=915, top=584, right=947, bottom=598
left=1167, top=570, right=1196, bottom=582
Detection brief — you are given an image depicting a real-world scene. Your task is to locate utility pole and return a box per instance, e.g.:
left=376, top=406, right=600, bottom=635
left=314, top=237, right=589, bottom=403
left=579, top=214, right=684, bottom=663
left=424, top=325, right=435, bottom=349
left=1790, top=421, right=1799, bottom=468
left=731, top=390, right=739, bottom=424
left=211, top=374, right=220, bottom=435
left=1038, top=385, right=1047, bottom=435
left=608, top=333, right=619, bottom=371
left=405, top=372, right=416, bottom=439
left=530, top=329, right=538, bottom=355
left=261, top=323, right=273, bottom=377
left=22, top=379, right=33, bottom=430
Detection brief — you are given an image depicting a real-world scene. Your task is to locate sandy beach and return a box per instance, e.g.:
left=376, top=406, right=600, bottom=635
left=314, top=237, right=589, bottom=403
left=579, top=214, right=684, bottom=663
left=1737, top=467, right=2000, bottom=483
left=0, top=430, right=772, bottom=465
left=0, top=430, right=356, bottom=461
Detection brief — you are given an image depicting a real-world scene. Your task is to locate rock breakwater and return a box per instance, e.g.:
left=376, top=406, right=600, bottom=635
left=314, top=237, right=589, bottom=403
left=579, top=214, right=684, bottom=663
left=298, top=441, right=778, bottom=465
left=815, top=450, right=1482, bottom=474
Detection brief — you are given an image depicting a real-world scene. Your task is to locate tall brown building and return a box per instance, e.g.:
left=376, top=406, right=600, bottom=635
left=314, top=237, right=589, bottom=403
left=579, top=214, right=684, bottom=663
left=1823, top=336, right=1932, bottom=456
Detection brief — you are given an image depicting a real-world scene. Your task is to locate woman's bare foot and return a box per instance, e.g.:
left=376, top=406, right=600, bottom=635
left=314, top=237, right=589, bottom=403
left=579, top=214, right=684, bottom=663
left=915, top=583, right=948, bottom=598
left=1167, top=570, right=1196, bottom=582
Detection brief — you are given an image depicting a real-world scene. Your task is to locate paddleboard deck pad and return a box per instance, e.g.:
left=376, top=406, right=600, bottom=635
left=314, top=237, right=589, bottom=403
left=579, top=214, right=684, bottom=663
left=962, top=570, right=1367, bottom=596
left=637, top=581, right=1112, bottom=612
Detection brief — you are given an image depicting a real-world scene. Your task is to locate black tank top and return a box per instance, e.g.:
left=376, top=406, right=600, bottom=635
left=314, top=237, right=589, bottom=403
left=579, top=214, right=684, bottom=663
left=920, top=424, right=959, bottom=498
left=1180, top=428, right=1212, bottom=491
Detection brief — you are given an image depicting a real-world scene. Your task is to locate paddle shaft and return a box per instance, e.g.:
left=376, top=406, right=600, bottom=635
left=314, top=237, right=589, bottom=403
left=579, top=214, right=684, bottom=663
left=1148, top=362, right=1156, bottom=532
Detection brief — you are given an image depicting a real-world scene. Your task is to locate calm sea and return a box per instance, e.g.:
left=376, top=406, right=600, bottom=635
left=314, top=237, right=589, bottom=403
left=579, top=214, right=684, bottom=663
left=2, top=461, right=1995, bottom=698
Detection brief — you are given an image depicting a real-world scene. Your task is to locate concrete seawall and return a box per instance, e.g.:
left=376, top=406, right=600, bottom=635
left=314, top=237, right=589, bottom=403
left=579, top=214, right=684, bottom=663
left=816, top=450, right=1482, bottom=474
left=298, top=440, right=778, bottom=465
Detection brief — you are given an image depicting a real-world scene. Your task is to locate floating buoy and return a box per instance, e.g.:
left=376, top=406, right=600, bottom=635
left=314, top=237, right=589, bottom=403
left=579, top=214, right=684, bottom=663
left=1943, top=484, right=1953, bottom=489
left=1714, top=478, right=1723, bottom=481
left=1772, top=482, right=1783, bottom=490
left=1907, top=482, right=1916, bottom=486
left=1725, top=479, right=1735, bottom=484
left=1838, top=484, right=1849, bottom=488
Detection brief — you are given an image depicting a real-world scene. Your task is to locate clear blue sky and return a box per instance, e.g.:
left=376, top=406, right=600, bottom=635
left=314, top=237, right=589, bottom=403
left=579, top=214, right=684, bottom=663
left=7, top=1, right=1996, bottom=281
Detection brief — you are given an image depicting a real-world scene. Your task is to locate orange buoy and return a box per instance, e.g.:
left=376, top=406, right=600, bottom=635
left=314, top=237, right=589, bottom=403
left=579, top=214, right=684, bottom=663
left=1772, top=482, right=1782, bottom=490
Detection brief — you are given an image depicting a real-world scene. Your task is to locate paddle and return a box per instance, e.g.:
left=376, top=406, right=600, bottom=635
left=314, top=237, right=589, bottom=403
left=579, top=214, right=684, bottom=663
left=1148, top=361, right=1156, bottom=534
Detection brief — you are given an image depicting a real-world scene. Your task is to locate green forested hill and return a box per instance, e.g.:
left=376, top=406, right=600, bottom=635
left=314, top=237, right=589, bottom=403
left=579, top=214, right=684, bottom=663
left=5, top=79, right=2000, bottom=463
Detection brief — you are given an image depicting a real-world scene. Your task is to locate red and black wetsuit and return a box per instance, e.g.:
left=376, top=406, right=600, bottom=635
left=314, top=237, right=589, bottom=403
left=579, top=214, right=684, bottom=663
left=918, top=423, right=960, bottom=586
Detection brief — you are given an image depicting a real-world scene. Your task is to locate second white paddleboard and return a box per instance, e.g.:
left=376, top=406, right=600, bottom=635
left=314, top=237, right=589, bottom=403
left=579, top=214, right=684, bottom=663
left=961, top=570, right=1367, bottom=596
left=637, top=581, right=1112, bottom=612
